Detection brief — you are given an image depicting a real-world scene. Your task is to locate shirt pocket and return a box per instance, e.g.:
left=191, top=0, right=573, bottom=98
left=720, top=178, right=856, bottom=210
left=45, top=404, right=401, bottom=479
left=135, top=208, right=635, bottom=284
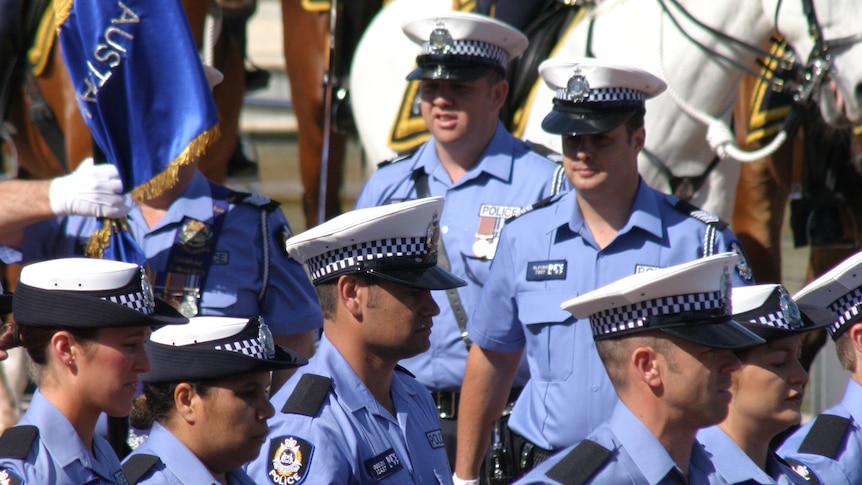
left=460, top=252, right=492, bottom=286
left=517, top=290, right=575, bottom=382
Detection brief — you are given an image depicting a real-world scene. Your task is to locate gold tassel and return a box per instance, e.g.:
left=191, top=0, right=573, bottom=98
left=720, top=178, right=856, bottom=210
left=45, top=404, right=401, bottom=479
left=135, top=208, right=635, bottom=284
left=54, top=0, right=73, bottom=30
left=130, top=124, right=221, bottom=203
left=84, top=218, right=131, bottom=259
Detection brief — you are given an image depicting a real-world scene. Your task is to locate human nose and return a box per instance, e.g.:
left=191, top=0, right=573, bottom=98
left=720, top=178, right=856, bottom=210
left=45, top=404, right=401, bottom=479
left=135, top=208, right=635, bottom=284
left=422, top=290, right=441, bottom=317
left=790, top=358, right=809, bottom=387
left=260, top=397, right=276, bottom=421
left=718, top=349, right=741, bottom=374
left=135, top=346, right=151, bottom=373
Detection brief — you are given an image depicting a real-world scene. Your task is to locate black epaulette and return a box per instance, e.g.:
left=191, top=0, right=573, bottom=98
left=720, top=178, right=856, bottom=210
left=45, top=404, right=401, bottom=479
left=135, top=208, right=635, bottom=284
left=226, top=191, right=281, bottom=212
left=505, top=193, right=562, bottom=224
left=394, top=365, right=415, bottom=378
left=0, top=425, right=38, bottom=459
left=545, top=440, right=612, bottom=485
left=376, top=149, right=417, bottom=169
left=671, top=199, right=728, bottom=231
left=797, top=414, right=852, bottom=459
left=122, top=454, right=161, bottom=484
left=281, top=374, right=333, bottom=417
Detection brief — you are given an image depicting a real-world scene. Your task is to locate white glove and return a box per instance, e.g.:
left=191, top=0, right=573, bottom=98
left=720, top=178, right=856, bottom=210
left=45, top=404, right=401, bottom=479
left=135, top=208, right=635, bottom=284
left=49, top=157, right=130, bottom=218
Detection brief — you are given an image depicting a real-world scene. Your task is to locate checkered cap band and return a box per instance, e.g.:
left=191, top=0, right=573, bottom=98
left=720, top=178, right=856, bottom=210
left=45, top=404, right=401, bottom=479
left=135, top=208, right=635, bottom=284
left=744, top=310, right=801, bottom=330
left=102, top=291, right=154, bottom=315
left=827, top=286, right=862, bottom=335
left=215, top=337, right=267, bottom=359
left=556, top=86, right=644, bottom=103
left=422, top=39, right=507, bottom=68
left=590, top=291, right=725, bottom=337
left=308, top=236, right=431, bottom=281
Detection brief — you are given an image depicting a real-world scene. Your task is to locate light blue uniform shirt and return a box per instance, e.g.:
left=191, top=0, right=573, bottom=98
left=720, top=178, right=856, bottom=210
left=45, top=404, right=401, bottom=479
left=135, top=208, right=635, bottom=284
left=123, top=422, right=256, bottom=484
left=0, top=390, right=129, bottom=484
left=778, top=379, right=862, bottom=485
left=354, top=122, right=566, bottom=391
left=698, top=425, right=810, bottom=484
left=516, top=401, right=723, bottom=484
left=469, top=181, right=752, bottom=450
left=245, top=336, right=452, bottom=485
left=11, top=171, right=322, bottom=338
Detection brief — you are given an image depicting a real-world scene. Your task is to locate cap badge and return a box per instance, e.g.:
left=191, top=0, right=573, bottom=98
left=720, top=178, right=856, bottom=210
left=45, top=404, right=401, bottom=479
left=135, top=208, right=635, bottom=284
left=426, top=211, right=441, bottom=262
left=429, top=20, right=454, bottom=54
left=258, top=318, right=276, bottom=359
left=779, top=286, right=803, bottom=329
left=140, top=268, right=156, bottom=314
left=566, top=68, right=590, bottom=102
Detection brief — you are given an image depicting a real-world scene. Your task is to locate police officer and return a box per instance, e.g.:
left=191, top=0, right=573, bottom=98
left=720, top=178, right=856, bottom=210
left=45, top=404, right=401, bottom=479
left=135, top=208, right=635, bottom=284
left=354, top=12, right=566, bottom=471
left=121, top=315, right=307, bottom=484
left=245, top=197, right=463, bottom=484
left=516, top=253, right=764, bottom=484
left=778, top=251, right=862, bottom=485
left=455, top=57, right=754, bottom=481
left=698, top=284, right=833, bottom=484
left=0, top=66, right=321, bottom=391
left=0, top=257, right=188, bottom=484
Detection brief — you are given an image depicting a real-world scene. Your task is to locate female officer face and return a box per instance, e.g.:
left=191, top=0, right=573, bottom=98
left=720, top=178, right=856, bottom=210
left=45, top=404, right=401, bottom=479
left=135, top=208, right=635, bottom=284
left=185, top=371, right=275, bottom=473
left=726, top=335, right=808, bottom=436
left=73, top=326, right=151, bottom=418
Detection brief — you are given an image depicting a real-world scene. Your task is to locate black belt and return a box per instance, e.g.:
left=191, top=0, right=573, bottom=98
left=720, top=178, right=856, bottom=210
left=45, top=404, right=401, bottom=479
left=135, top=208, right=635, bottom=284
left=511, top=430, right=556, bottom=476
left=432, top=387, right=522, bottom=420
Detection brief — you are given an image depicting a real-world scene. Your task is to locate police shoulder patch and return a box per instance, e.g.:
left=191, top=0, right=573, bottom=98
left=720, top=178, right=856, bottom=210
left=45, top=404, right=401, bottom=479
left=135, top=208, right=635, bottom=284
left=267, top=436, right=314, bottom=485
left=0, top=468, right=23, bottom=485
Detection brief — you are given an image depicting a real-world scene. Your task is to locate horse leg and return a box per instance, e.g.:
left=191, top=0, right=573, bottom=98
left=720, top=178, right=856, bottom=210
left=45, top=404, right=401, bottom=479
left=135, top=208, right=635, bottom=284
left=182, top=0, right=244, bottom=184
left=730, top=75, right=793, bottom=284
left=281, top=0, right=345, bottom=228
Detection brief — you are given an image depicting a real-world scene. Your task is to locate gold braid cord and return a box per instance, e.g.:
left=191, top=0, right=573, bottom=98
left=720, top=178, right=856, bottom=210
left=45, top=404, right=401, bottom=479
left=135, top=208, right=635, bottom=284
left=84, top=218, right=131, bottom=259
left=54, top=0, right=72, bottom=30
left=130, top=124, right=221, bottom=204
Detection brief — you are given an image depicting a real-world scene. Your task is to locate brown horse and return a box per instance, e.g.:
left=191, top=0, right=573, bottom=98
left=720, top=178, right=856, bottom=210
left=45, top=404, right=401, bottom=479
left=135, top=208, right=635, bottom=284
left=4, top=0, right=245, bottom=183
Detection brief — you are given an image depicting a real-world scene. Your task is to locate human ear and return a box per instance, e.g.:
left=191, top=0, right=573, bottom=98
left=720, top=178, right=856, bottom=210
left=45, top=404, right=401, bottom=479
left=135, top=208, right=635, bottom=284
left=338, top=275, right=364, bottom=320
left=174, top=382, right=197, bottom=424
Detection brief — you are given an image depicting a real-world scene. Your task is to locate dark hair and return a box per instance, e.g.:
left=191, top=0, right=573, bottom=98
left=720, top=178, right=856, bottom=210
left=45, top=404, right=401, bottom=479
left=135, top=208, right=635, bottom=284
left=314, top=274, right=381, bottom=319
left=130, top=380, right=212, bottom=430
left=624, top=111, right=645, bottom=139
left=19, top=325, right=99, bottom=365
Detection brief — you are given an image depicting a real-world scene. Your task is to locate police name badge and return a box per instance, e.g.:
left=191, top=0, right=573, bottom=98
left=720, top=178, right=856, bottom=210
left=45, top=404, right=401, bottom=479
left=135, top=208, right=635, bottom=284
left=268, top=436, right=313, bottom=485
left=363, top=448, right=403, bottom=481
left=474, top=204, right=521, bottom=259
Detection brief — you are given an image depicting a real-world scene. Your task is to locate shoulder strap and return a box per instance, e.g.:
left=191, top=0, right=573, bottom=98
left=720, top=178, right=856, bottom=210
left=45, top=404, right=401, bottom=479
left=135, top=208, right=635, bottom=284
left=224, top=188, right=281, bottom=212
left=281, top=374, right=333, bottom=416
left=411, top=168, right=472, bottom=349
left=797, top=414, right=852, bottom=459
left=122, top=454, right=161, bottom=485
left=544, top=439, right=612, bottom=485
left=506, top=193, right=560, bottom=224
left=0, top=425, right=38, bottom=459
left=672, top=199, right=728, bottom=257
left=376, top=150, right=416, bottom=169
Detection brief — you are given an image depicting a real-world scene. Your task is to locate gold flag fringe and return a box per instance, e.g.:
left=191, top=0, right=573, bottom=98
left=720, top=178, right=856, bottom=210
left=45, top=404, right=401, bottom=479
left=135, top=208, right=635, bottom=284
left=84, top=218, right=132, bottom=259
left=130, top=124, right=221, bottom=204
left=54, top=0, right=72, bottom=30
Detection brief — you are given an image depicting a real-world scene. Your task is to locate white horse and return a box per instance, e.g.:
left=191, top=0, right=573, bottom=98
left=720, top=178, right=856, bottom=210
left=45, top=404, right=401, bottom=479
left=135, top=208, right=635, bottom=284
left=351, top=0, right=862, bottom=220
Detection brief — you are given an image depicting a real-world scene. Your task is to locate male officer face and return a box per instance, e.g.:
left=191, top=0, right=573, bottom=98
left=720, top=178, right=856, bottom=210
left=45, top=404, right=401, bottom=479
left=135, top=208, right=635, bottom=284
left=657, top=335, right=741, bottom=429
left=419, top=74, right=508, bottom=148
left=355, top=276, right=441, bottom=360
left=560, top=121, right=644, bottom=197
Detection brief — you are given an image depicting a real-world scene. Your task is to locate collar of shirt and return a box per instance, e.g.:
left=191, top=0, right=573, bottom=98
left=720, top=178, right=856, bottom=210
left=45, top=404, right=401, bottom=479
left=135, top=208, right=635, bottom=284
left=417, top=121, right=516, bottom=188
left=608, top=401, right=686, bottom=483
left=567, top=178, right=664, bottom=242
left=698, top=425, right=774, bottom=484
left=312, top=336, right=421, bottom=417
left=841, top=378, right=862, bottom=423
left=23, top=390, right=114, bottom=473
left=127, top=171, right=214, bottom=233
left=138, top=422, right=225, bottom=484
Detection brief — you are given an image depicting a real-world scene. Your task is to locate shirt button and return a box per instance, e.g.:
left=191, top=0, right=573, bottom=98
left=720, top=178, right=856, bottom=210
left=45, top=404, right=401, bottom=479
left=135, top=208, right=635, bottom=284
left=591, top=385, right=598, bottom=392
left=441, top=226, right=449, bottom=234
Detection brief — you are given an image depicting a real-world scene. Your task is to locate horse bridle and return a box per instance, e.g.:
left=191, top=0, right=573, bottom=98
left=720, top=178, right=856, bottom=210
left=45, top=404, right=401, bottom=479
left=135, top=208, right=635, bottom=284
left=644, top=0, right=862, bottom=199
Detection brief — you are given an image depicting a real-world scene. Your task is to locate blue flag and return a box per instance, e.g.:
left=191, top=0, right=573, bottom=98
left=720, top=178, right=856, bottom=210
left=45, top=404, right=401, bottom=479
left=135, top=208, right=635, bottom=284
left=56, top=0, right=219, bottom=260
